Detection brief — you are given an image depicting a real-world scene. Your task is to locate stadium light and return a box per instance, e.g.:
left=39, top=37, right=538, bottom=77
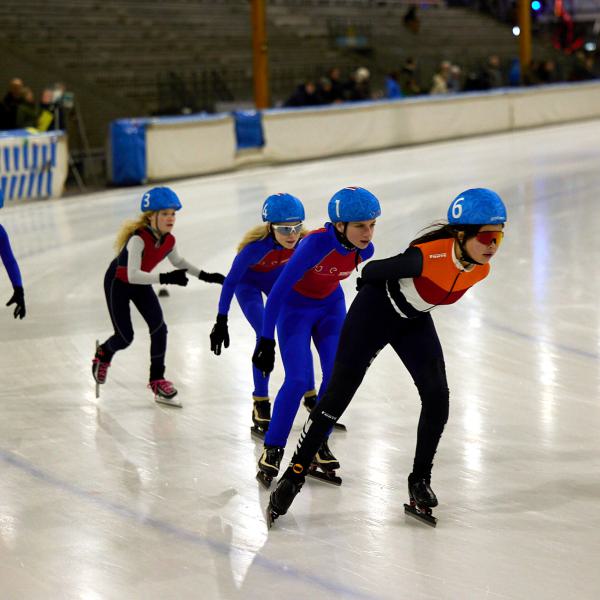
left=513, top=26, right=521, bottom=36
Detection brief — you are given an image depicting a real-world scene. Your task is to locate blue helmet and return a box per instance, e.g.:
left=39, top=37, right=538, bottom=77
left=262, top=193, right=305, bottom=223
left=447, top=188, right=507, bottom=225
left=140, top=187, right=182, bottom=212
left=328, top=187, right=381, bottom=223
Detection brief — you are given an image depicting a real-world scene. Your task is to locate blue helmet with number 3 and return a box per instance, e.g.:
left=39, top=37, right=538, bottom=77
left=140, top=187, right=182, bottom=212
left=262, top=193, right=305, bottom=223
left=447, top=188, right=506, bottom=225
left=327, top=187, right=381, bottom=223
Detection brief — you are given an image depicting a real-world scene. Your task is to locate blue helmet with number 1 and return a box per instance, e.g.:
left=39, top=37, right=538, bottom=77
left=262, top=193, right=305, bottom=223
left=447, top=188, right=507, bottom=225
left=140, top=187, right=182, bottom=212
left=328, top=187, right=381, bottom=222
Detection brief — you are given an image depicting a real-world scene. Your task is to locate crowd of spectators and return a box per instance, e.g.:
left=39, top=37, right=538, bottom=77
left=0, top=78, right=67, bottom=132
left=282, top=50, right=598, bottom=109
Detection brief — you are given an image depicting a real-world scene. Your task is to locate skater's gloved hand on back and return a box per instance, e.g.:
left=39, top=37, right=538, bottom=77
left=210, top=314, right=230, bottom=355
left=160, top=269, right=189, bottom=286
left=199, top=270, right=226, bottom=285
left=252, top=337, right=276, bottom=376
left=6, top=286, right=25, bottom=319
left=355, top=277, right=364, bottom=291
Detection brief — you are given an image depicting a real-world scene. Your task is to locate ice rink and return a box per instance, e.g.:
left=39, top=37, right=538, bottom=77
left=1, top=119, right=599, bottom=599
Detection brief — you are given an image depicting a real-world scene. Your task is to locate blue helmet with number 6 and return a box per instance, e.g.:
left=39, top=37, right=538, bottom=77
left=140, top=187, right=182, bottom=212
left=447, top=188, right=506, bottom=225
left=262, top=193, right=305, bottom=223
left=327, top=187, right=381, bottom=223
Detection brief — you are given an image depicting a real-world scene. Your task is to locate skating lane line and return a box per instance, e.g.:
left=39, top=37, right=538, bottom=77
left=484, top=319, right=598, bottom=361
left=0, top=447, right=383, bottom=600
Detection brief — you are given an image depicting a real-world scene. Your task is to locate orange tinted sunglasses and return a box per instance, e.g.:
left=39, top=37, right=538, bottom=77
left=475, top=230, right=504, bottom=247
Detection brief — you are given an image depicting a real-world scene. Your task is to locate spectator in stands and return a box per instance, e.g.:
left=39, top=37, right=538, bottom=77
left=400, top=57, right=422, bottom=96
left=37, top=83, right=67, bottom=131
left=403, top=5, right=420, bottom=34
left=317, top=77, right=336, bottom=104
left=16, top=87, right=38, bottom=129
left=537, top=59, right=558, bottom=84
left=385, top=71, right=403, bottom=99
left=481, top=55, right=504, bottom=89
left=0, top=78, right=24, bottom=130
left=284, top=81, right=322, bottom=108
left=327, top=67, right=345, bottom=102
left=568, top=51, right=595, bottom=82
left=522, top=60, right=539, bottom=86
left=447, top=65, right=463, bottom=93
left=348, top=67, right=371, bottom=101
left=430, top=61, right=451, bottom=95
left=508, top=59, right=521, bottom=87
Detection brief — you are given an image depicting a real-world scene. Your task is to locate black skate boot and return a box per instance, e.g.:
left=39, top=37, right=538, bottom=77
left=266, top=472, right=305, bottom=528
left=404, top=475, right=438, bottom=527
left=308, top=440, right=342, bottom=486
left=250, top=398, right=271, bottom=440
left=304, top=391, right=346, bottom=431
left=256, top=445, right=284, bottom=489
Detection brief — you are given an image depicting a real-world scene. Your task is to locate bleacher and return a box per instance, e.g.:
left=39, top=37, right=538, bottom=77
left=0, top=0, right=564, bottom=148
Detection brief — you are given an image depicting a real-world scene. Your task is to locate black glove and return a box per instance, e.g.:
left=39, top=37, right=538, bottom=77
left=6, top=286, right=26, bottom=319
left=159, top=269, right=188, bottom=286
left=252, top=337, right=276, bottom=376
left=199, top=270, right=225, bottom=285
left=356, top=277, right=364, bottom=291
left=210, top=314, right=230, bottom=355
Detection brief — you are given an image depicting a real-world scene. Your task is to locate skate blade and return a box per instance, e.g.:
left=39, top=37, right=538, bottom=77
left=154, top=395, right=182, bottom=408
left=266, top=504, right=279, bottom=529
left=403, top=503, right=437, bottom=527
left=307, top=468, right=342, bottom=486
left=95, top=339, right=100, bottom=399
left=256, top=470, right=274, bottom=489
left=250, top=426, right=266, bottom=440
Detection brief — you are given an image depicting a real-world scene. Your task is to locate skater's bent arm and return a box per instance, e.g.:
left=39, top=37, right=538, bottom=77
left=261, top=237, right=324, bottom=339
left=0, top=225, right=23, bottom=287
left=167, top=244, right=201, bottom=277
left=218, top=242, right=267, bottom=315
left=126, top=235, right=161, bottom=284
left=361, top=246, right=423, bottom=282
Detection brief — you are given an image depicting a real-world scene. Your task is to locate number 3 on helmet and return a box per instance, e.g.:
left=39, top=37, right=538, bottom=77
left=140, top=187, right=183, bottom=212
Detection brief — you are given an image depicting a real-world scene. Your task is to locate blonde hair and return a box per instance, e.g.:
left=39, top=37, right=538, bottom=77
left=237, top=223, right=309, bottom=254
left=114, top=211, right=154, bottom=254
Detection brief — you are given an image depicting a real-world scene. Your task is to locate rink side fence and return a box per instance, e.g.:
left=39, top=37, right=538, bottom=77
left=5, top=82, right=599, bottom=195
left=0, top=130, right=68, bottom=202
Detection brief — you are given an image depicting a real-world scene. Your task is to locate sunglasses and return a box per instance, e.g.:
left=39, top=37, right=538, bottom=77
left=271, top=223, right=303, bottom=236
left=475, top=230, right=504, bottom=247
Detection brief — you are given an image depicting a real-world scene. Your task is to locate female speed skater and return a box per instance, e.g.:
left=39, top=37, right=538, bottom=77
left=252, top=186, right=381, bottom=488
left=209, top=193, right=320, bottom=437
left=0, top=189, right=26, bottom=320
left=92, top=186, right=224, bottom=406
left=266, top=187, right=507, bottom=527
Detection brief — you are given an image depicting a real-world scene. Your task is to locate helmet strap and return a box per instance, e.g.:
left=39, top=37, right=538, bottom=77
left=334, top=222, right=356, bottom=251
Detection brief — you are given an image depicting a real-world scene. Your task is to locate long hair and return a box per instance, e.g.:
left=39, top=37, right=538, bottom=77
left=114, top=211, right=154, bottom=254
left=410, top=221, right=481, bottom=247
left=237, top=224, right=309, bottom=254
